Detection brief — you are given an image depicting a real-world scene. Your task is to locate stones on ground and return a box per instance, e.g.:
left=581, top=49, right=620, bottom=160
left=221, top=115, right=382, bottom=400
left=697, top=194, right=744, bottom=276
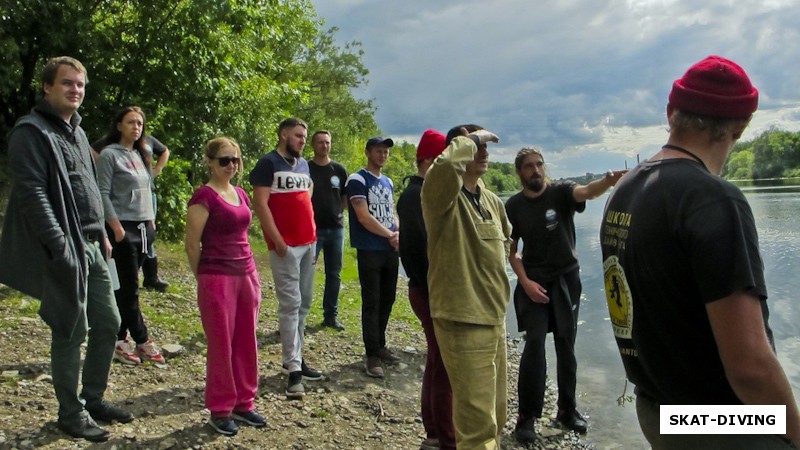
left=34, top=373, right=52, bottom=384
left=0, top=287, right=589, bottom=449
left=161, top=344, right=184, bottom=357
left=158, top=437, right=178, bottom=450
left=540, top=427, right=566, bottom=437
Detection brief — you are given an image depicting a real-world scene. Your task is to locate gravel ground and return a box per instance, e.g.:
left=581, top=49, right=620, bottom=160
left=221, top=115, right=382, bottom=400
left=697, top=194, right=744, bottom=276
left=0, top=247, right=592, bottom=450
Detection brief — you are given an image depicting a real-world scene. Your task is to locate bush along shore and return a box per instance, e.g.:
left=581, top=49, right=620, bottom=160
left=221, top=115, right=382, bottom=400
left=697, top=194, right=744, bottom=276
left=0, top=241, right=591, bottom=449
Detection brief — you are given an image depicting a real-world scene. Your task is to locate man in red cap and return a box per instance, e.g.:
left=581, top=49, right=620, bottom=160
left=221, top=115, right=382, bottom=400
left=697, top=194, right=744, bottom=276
left=601, top=55, right=800, bottom=448
left=398, top=129, right=455, bottom=450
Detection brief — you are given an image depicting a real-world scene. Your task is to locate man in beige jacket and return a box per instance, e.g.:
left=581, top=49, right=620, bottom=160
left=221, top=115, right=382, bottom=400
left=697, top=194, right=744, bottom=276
left=422, top=125, right=512, bottom=450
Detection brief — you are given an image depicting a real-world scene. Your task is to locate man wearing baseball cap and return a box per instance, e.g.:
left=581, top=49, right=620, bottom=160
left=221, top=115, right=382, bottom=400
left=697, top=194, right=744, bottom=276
left=601, top=55, right=800, bottom=448
left=345, top=136, right=401, bottom=378
left=398, top=129, right=455, bottom=450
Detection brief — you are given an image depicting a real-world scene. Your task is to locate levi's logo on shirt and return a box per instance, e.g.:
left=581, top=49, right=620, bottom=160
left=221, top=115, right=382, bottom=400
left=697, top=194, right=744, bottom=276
left=273, top=171, right=312, bottom=192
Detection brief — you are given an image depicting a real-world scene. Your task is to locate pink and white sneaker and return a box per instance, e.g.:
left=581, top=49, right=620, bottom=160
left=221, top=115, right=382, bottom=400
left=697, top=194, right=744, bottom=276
left=113, top=339, right=142, bottom=366
left=135, top=339, right=166, bottom=364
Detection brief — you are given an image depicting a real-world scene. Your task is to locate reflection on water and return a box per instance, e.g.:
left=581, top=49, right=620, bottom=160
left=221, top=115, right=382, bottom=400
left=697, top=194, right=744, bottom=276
left=504, top=182, right=800, bottom=449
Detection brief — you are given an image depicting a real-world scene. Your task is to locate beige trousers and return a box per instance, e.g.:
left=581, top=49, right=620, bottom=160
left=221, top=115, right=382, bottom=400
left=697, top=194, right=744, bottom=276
left=434, top=318, right=507, bottom=450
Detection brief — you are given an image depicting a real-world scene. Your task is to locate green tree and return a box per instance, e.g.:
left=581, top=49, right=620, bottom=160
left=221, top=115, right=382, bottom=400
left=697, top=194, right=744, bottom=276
left=384, top=140, right=417, bottom=194
left=485, top=162, right=520, bottom=194
left=723, top=128, right=800, bottom=180
left=0, top=0, right=381, bottom=240
left=290, top=27, right=380, bottom=167
left=0, top=0, right=103, bottom=137
left=724, top=149, right=754, bottom=180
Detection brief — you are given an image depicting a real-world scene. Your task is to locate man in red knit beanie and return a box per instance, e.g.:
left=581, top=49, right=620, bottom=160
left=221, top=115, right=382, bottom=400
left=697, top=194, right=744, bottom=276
left=398, top=129, right=454, bottom=450
left=601, top=55, right=800, bottom=449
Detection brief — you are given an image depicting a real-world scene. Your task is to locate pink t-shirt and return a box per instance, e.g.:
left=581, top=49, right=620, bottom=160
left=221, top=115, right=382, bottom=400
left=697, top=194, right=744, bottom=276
left=188, top=185, right=256, bottom=275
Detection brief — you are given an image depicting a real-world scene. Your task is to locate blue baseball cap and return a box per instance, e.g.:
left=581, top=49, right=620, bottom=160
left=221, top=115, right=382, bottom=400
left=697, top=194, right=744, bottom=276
left=365, top=137, right=394, bottom=149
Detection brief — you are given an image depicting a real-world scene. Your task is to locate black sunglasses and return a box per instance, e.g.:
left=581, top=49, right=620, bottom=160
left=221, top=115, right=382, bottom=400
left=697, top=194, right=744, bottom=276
left=212, top=156, right=241, bottom=166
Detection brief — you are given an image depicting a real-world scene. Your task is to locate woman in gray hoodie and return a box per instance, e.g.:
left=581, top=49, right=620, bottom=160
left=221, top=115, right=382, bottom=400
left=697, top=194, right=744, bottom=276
left=96, top=106, right=165, bottom=365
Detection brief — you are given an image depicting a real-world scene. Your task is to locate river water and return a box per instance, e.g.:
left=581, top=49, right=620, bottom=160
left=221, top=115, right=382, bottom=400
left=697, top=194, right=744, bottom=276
left=504, top=183, right=800, bottom=449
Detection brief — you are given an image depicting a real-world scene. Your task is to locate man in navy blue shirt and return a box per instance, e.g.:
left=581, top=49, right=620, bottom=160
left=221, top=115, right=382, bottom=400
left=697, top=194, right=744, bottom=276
left=345, top=137, right=400, bottom=379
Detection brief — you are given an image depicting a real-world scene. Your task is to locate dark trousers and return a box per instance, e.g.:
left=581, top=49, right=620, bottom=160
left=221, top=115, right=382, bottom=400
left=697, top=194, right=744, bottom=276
left=356, top=249, right=398, bottom=356
left=108, top=220, right=154, bottom=344
left=52, top=239, right=121, bottom=420
left=409, top=285, right=455, bottom=449
left=517, top=269, right=581, bottom=419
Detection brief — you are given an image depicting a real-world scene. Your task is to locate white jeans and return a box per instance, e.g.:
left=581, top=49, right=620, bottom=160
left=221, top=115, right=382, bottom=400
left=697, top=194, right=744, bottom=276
left=269, top=243, right=315, bottom=372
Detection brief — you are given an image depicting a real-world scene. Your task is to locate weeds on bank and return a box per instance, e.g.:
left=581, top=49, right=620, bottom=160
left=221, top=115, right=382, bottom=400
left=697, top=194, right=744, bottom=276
left=0, top=286, right=38, bottom=319
left=616, top=379, right=635, bottom=406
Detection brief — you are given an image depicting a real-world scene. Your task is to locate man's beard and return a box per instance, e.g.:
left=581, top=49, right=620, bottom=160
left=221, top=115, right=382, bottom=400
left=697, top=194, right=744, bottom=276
left=525, top=176, right=544, bottom=192
left=286, top=142, right=302, bottom=158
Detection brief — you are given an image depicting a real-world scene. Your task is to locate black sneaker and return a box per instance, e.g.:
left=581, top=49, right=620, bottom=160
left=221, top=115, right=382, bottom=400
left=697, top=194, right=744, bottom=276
left=322, top=316, right=345, bottom=331
left=85, top=400, right=134, bottom=423
left=514, top=417, right=537, bottom=445
left=57, top=412, right=110, bottom=442
left=208, top=416, right=239, bottom=436
left=280, top=360, right=323, bottom=381
left=556, top=409, right=588, bottom=434
left=286, top=371, right=305, bottom=398
left=232, top=409, right=266, bottom=428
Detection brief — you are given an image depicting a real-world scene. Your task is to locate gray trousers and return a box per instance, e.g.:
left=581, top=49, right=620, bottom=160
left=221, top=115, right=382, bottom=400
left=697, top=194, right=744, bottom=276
left=269, top=243, right=315, bottom=373
left=51, top=239, right=121, bottom=420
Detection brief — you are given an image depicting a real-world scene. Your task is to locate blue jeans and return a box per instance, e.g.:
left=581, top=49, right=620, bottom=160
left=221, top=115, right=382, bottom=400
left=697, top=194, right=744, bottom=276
left=314, top=227, right=344, bottom=319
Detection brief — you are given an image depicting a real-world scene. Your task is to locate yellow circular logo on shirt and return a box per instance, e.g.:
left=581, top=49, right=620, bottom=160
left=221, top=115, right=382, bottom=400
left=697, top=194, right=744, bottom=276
left=603, top=255, right=633, bottom=340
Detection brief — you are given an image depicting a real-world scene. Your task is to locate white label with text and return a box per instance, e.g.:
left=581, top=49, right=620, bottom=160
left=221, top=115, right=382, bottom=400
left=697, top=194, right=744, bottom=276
left=661, top=405, right=786, bottom=435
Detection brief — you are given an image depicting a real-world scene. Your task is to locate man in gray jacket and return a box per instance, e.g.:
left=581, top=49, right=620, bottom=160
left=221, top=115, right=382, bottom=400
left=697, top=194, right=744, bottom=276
left=0, top=56, right=132, bottom=442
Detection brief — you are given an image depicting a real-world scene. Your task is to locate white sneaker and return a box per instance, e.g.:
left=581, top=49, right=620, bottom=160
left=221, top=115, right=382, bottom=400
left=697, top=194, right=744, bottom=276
left=113, top=339, right=141, bottom=366
left=135, top=339, right=166, bottom=364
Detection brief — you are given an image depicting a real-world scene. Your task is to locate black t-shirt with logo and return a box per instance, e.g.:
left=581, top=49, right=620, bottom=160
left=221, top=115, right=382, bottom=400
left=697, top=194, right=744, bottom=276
left=309, top=160, right=348, bottom=229
left=600, top=158, right=769, bottom=405
left=505, top=181, right=585, bottom=282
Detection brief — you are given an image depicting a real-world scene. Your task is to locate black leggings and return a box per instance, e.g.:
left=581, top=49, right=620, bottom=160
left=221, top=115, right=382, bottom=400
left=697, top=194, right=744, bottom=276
left=108, top=220, right=155, bottom=344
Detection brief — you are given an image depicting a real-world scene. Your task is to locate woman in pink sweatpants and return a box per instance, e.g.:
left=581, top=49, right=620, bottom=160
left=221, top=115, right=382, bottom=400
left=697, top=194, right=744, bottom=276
left=185, top=137, right=264, bottom=436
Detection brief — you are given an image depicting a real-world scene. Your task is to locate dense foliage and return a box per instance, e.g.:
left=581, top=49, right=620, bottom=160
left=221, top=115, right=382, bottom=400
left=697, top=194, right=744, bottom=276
left=0, top=0, right=383, bottom=239
left=723, top=128, right=800, bottom=179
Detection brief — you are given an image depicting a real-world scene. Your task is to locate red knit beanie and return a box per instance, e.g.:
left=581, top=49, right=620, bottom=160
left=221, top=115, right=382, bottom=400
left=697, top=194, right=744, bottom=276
left=669, top=55, right=758, bottom=119
left=416, top=129, right=446, bottom=161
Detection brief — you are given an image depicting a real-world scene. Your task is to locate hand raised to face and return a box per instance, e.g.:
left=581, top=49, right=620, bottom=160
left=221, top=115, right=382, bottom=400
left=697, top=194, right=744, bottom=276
left=466, top=128, right=500, bottom=145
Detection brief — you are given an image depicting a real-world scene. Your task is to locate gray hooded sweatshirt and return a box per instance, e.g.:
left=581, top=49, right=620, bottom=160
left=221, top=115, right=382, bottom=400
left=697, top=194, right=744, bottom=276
left=96, top=143, right=155, bottom=222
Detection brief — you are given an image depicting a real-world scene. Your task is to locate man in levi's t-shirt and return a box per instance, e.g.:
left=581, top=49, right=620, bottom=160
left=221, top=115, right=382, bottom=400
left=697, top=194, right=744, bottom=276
left=249, top=117, right=322, bottom=399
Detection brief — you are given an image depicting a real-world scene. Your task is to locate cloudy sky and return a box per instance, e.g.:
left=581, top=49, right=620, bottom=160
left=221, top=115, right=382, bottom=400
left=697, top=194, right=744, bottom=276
left=310, top=0, right=800, bottom=178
